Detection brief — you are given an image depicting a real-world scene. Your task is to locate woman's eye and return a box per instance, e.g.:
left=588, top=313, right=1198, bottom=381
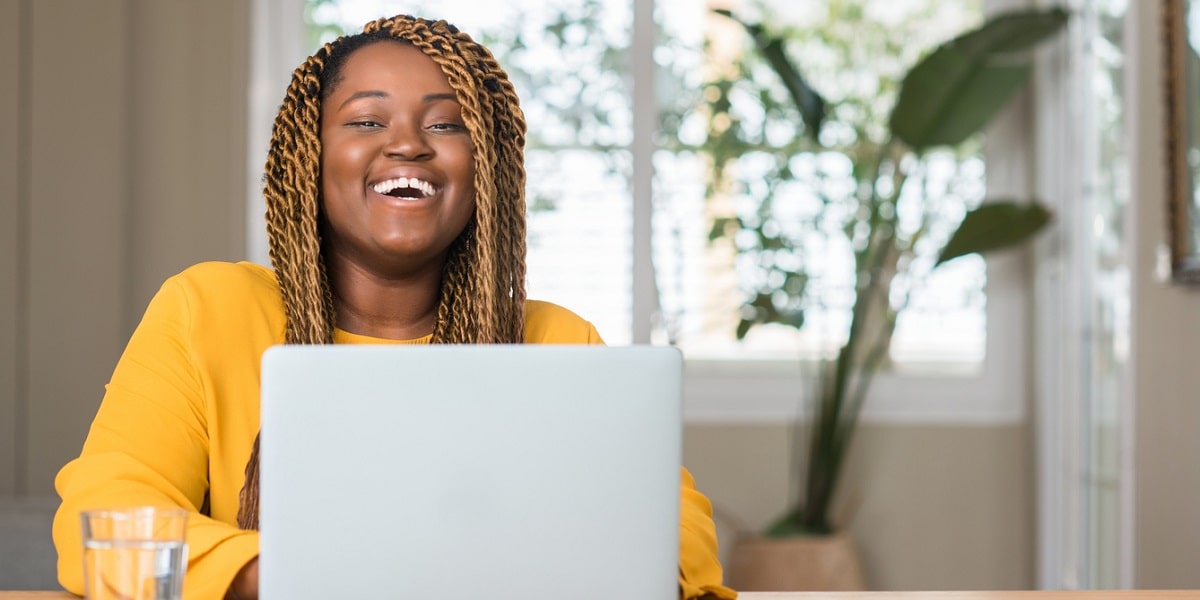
left=348, top=120, right=383, bottom=129
left=429, top=122, right=466, bottom=132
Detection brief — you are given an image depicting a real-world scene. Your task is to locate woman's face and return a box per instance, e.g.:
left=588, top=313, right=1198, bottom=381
left=319, top=41, right=476, bottom=277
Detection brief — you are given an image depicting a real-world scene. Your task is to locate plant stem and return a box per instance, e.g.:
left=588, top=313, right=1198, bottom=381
left=800, top=137, right=910, bottom=533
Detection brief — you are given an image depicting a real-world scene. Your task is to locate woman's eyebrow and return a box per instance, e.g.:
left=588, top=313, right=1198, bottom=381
left=338, top=90, right=459, bottom=110
left=423, top=92, right=458, bottom=104
left=339, top=90, right=388, bottom=109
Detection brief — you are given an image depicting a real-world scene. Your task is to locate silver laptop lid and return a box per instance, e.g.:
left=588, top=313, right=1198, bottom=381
left=258, top=344, right=682, bottom=600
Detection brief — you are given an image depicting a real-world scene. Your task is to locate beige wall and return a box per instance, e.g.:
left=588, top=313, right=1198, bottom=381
left=684, top=424, right=1034, bottom=590
left=0, top=0, right=248, bottom=496
left=25, top=0, right=132, bottom=501
left=1, top=0, right=20, bottom=498
left=3, top=0, right=1200, bottom=593
left=1129, top=0, right=1200, bottom=588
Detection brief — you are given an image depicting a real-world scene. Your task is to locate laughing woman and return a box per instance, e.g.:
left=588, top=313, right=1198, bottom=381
left=51, top=14, right=735, bottom=600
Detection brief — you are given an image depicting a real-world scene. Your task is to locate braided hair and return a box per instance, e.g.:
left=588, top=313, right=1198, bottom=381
left=237, top=15, right=528, bottom=530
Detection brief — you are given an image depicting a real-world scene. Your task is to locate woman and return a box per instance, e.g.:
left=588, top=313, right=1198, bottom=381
left=52, top=14, right=735, bottom=600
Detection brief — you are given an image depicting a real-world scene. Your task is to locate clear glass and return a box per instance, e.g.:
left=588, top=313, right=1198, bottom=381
left=80, top=507, right=188, bottom=600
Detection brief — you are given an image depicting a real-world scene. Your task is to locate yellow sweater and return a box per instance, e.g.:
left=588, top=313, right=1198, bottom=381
left=53, top=261, right=735, bottom=600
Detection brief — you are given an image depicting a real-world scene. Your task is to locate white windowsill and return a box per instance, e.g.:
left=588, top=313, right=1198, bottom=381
left=683, top=357, right=1023, bottom=425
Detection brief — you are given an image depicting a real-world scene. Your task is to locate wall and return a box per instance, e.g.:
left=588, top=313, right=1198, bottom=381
left=685, top=424, right=1034, bottom=590
left=1, top=0, right=21, bottom=498
left=0, top=0, right=1035, bottom=591
left=1129, top=0, right=1200, bottom=587
left=28, top=0, right=1200, bottom=593
left=0, top=0, right=248, bottom=497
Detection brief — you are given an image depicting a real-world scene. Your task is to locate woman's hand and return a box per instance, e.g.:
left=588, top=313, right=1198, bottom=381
left=228, top=556, right=259, bottom=600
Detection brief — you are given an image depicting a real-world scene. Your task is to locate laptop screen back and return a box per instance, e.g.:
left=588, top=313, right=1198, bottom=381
left=258, top=344, right=682, bottom=600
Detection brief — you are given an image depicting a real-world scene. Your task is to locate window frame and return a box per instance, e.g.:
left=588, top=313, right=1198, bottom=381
left=1032, top=0, right=1134, bottom=588
left=248, top=0, right=1034, bottom=425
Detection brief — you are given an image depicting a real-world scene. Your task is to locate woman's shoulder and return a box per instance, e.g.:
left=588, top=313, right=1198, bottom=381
left=146, top=261, right=284, bottom=345
left=170, top=261, right=277, bottom=291
left=159, top=261, right=283, bottom=318
left=166, top=262, right=278, bottom=297
left=523, top=300, right=604, bottom=344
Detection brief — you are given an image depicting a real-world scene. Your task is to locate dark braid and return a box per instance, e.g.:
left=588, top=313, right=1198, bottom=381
left=238, top=14, right=528, bottom=530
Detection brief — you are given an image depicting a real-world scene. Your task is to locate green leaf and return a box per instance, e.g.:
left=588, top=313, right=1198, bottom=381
left=734, top=290, right=805, bottom=339
left=783, top=271, right=808, bottom=296
left=760, top=233, right=787, bottom=251
left=708, top=217, right=738, bottom=242
left=765, top=508, right=833, bottom=537
left=713, top=9, right=826, bottom=141
left=735, top=318, right=754, bottom=341
left=890, top=8, right=1069, bottom=150
left=936, top=201, right=1052, bottom=266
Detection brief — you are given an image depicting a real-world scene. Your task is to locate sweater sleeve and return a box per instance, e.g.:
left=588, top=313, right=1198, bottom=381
left=678, top=468, right=737, bottom=599
left=52, top=275, right=259, bottom=600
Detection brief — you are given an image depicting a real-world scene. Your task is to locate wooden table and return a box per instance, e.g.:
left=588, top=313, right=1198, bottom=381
left=733, top=594, right=1200, bottom=599
left=9, top=591, right=1200, bottom=599
left=2, top=592, right=1198, bottom=599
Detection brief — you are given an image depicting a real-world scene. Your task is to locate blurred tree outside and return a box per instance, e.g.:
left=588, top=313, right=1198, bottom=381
left=300, top=0, right=996, bottom=363
left=692, top=0, right=988, bottom=360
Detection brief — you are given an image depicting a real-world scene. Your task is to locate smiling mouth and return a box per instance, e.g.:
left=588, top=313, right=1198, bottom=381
left=371, top=177, right=437, bottom=200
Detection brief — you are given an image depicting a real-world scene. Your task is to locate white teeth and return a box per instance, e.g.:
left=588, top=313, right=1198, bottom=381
left=371, top=177, right=436, bottom=198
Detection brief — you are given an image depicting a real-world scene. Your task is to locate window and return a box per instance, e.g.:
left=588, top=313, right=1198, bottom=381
left=1032, top=0, right=1131, bottom=588
left=249, top=0, right=1031, bottom=422
left=654, top=0, right=987, bottom=367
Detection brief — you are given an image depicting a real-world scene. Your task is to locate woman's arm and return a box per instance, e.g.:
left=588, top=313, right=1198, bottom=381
left=678, top=468, right=738, bottom=600
left=52, top=275, right=259, bottom=599
left=227, top=557, right=259, bottom=599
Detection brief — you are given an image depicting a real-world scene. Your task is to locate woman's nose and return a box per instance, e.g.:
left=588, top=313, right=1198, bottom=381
left=383, top=123, right=433, bottom=161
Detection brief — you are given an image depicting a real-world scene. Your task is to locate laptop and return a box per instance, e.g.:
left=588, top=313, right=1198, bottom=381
left=257, top=344, right=683, bottom=600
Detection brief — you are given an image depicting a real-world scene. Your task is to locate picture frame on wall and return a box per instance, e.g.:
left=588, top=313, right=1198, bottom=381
left=1163, top=0, right=1200, bottom=283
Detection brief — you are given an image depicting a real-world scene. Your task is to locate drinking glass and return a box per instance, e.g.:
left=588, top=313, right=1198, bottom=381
left=80, top=507, right=188, bottom=600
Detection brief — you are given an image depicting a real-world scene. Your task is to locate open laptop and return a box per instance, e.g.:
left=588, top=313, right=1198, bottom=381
left=257, top=344, right=682, bottom=600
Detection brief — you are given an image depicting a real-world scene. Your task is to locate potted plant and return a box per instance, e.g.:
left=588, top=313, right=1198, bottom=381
left=699, top=5, right=1069, bottom=590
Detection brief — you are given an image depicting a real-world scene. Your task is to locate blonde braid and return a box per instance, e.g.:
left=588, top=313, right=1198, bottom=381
left=238, top=15, right=529, bottom=530
left=263, top=53, right=336, bottom=345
